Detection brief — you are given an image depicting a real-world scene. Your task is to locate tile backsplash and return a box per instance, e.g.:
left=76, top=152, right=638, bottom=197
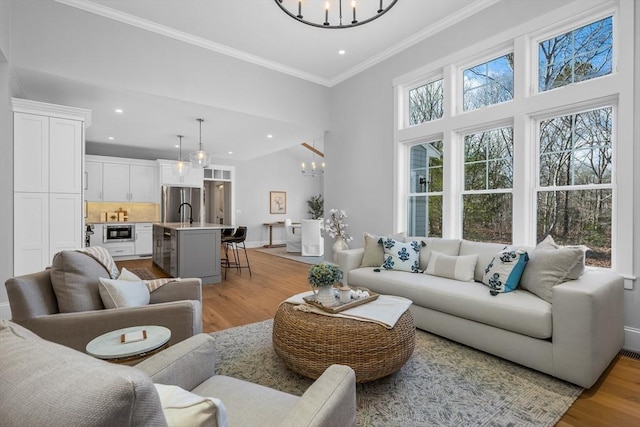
left=87, top=202, right=159, bottom=223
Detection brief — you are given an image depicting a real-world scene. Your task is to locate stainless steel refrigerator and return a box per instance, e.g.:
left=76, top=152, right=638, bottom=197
left=161, top=186, right=203, bottom=223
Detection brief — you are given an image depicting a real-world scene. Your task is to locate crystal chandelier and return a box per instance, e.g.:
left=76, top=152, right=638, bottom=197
left=275, top=0, right=398, bottom=29
left=189, top=118, right=211, bottom=168
left=172, top=135, right=191, bottom=179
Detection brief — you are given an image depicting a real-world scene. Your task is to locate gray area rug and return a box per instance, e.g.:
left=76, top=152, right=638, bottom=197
left=255, top=247, right=324, bottom=265
left=211, top=320, right=582, bottom=427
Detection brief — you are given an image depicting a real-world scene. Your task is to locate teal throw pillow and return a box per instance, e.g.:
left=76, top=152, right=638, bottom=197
left=482, top=247, right=529, bottom=296
left=380, top=238, right=421, bottom=273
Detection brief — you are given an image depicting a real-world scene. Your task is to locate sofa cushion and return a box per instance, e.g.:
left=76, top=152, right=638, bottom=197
left=155, top=384, right=228, bottom=427
left=348, top=269, right=552, bottom=339
left=482, top=247, right=529, bottom=295
left=50, top=250, right=108, bottom=313
left=425, top=252, right=477, bottom=282
left=520, top=239, right=585, bottom=303
left=459, top=240, right=512, bottom=282
left=407, top=237, right=462, bottom=271
left=536, top=235, right=588, bottom=279
left=381, top=238, right=421, bottom=273
left=193, top=375, right=298, bottom=427
left=0, top=319, right=167, bottom=427
left=98, top=278, right=151, bottom=309
left=360, top=232, right=405, bottom=267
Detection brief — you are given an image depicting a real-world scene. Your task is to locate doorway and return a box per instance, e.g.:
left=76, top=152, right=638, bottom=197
left=204, top=181, right=232, bottom=225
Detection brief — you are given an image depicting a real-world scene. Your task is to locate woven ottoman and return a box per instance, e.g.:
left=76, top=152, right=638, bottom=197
left=272, top=302, right=415, bottom=383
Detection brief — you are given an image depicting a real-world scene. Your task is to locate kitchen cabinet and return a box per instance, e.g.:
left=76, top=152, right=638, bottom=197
left=85, top=156, right=158, bottom=203
left=135, top=223, right=153, bottom=255
left=159, top=163, right=204, bottom=188
left=102, top=242, right=135, bottom=258
left=13, top=98, right=90, bottom=275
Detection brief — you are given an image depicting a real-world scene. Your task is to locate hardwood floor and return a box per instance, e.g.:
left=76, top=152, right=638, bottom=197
left=117, top=249, right=640, bottom=427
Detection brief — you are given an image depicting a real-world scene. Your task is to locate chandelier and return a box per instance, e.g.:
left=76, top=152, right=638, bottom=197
left=189, top=118, right=211, bottom=168
left=301, top=141, right=325, bottom=177
left=172, top=135, right=191, bottom=179
left=275, top=0, right=398, bottom=29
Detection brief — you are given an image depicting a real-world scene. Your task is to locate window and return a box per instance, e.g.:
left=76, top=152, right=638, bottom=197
left=463, top=54, right=513, bottom=111
left=537, top=107, right=613, bottom=267
left=538, top=16, right=612, bottom=92
left=408, top=141, right=443, bottom=237
left=462, top=127, right=513, bottom=243
left=409, top=79, right=443, bottom=126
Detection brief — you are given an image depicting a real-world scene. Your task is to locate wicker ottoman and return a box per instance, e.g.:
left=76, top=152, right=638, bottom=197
left=272, top=302, right=415, bottom=383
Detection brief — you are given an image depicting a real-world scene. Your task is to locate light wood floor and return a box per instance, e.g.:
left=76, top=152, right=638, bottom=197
left=118, top=249, right=640, bottom=427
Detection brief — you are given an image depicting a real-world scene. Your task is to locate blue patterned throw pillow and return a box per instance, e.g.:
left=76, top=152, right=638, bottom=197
left=482, top=247, right=529, bottom=295
left=379, top=238, right=421, bottom=273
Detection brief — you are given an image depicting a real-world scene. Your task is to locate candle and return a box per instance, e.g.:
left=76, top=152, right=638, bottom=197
left=297, top=0, right=302, bottom=18
left=301, top=162, right=306, bottom=173
left=324, top=2, right=329, bottom=25
left=352, top=1, right=357, bottom=23
left=311, top=161, right=316, bottom=171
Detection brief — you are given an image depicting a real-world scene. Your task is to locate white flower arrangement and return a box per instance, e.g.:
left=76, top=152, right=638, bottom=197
left=323, top=209, right=353, bottom=242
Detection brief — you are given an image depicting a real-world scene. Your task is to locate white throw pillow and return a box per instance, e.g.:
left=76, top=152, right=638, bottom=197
left=118, top=267, right=142, bottom=281
left=535, top=235, right=589, bottom=279
left=360, top=232, right=406, bottom=267
left=98, top=278, right=150, bottom=309
left=380, top=238, right=421, bottom=273
left=482, top=247, right=529, bottom=295
left=425, top=251, right=477, bottom=282
left=154, top=384, right=228, bottom=427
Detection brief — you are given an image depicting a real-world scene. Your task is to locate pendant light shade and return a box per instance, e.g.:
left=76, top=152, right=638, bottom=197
left=173, top=135, right=191, bottom=179
left=190, top=118, right=211, bottom=168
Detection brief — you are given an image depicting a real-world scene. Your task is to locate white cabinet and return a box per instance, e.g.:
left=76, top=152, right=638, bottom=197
left=84, top=161, right=103, bottom=201
left=159, top=163, right=204, bottom=187
left=12, top=98, right=91, bottom=275
left=103, top=242, right=135, bottom=258
left=86, top=157, right=158, bottom=203
left=135, top=223, right=153, bottom=255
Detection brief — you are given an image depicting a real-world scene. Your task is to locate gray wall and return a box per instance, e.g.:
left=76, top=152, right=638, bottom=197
left=326, top=0, right=640, bottom=350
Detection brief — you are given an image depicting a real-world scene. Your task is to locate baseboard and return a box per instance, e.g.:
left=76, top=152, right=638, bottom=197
left=0, top=301, right=12, bottom=320
left=623, top=326, right=640, bottom=352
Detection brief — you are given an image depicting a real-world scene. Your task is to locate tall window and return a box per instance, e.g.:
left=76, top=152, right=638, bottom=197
left=462, top=127, right=513, bottom=243
left=408, top=141, right=443, bottom=237
left=409, top=79, right=443, bottom=126
left=538, top=16, right=612, bottom=92
left=463, top=54, right=514, bottom=111
left=538, top=107, right=613, bottom=266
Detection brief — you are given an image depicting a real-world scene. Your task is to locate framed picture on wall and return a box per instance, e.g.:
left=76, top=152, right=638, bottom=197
left=270, top=191, right=287, bottom=214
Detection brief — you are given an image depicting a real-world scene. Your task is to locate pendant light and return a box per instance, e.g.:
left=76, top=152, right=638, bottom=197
left=190, top=118, right=211, bottom=168
left=172, top=135, right=191, bottom=179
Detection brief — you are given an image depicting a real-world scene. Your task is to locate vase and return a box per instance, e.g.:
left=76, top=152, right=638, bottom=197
left=315, top=285, right=337, bottom=307
left=332, top=239, right=349, bottom=263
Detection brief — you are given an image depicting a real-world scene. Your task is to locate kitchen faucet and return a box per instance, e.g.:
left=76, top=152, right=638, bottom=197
left=178, top=202, right=193, bottom=224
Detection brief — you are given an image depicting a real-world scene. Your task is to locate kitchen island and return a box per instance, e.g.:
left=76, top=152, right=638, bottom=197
left=152, top=222, right=231, bottom=284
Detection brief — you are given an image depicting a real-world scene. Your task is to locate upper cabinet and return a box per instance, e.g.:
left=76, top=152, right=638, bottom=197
left=85, top=156, right=158, bottom=203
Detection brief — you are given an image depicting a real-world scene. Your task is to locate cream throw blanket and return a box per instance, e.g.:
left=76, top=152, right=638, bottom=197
left=75, top=247, right=178, bottom=292
left=284, top=291, right=412, bottom=329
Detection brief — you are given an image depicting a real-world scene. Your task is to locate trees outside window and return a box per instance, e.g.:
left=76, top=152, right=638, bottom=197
left=463, top=54, right=513, bottom=111
left=409, top=79, right=443, bottom=126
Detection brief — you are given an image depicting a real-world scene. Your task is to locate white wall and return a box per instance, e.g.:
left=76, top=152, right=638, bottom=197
left=228, top=144, right=323, bottom=248
left=327, top=0, right=640, bottom=350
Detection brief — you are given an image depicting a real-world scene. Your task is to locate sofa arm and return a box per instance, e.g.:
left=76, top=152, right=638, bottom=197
left=18, top=300, right=202, bottom=352
left=280, top=364, right=356, bottom=427
left=552, top=269, right=624, bottom=388
left=137, top=333, right=216, bottom=391
left=336, top=248, right=365, bottom=286
left=149, top=278, right=202, bottom=304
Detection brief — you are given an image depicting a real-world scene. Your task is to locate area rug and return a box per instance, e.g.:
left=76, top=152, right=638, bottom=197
left=125, top=267, right=157, bottom=280
left=210, top=320, right=582, bottom=427
left=255, top=247, right=324, bottom=265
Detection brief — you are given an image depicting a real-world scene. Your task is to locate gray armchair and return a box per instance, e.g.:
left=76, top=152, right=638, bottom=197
left=5, top=251, right=202, bottom=352
left=0, top=320, right=357, bottom=427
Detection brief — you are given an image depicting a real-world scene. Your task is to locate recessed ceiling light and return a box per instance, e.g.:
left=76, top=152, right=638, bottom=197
left=115, top=108, right=123, bottom=113
left=338, top=50, right=346, bottom=55
left=267, top=134, right=273, bottom=138
left=174, top=145, right=180, bottom=148
left=108, top=137, right=114, bottom=140
left=228, top=151, right=233, bottom=155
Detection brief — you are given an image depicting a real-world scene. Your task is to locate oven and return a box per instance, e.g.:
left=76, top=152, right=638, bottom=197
left=104, top=224, right=135, bottom=243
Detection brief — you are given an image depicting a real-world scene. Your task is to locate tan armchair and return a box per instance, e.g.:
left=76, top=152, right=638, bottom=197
left=5, top=251, right=202, bottom=352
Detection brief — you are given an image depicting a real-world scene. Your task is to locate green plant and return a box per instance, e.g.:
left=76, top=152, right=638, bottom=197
left=307, top=262, right=343, bottom=287
left=307, top=194, right=324, bottom=219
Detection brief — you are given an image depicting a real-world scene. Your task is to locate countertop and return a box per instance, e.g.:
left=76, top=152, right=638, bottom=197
left=87, top=221, right=156, bottom=225
left=154, top=222, right=233, bottom=231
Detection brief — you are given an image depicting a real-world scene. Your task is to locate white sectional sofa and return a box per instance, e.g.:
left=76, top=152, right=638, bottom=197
left=337, top=236, right=624, bottom=388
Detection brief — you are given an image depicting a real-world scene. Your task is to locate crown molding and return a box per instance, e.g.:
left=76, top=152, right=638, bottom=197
left=55, top=0, right=500, bottom=88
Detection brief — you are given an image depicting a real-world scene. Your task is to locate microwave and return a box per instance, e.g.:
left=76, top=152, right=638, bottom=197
left=104, top=224, right=135, bottom=243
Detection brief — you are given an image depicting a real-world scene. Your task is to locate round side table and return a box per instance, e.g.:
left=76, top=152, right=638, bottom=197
left=86, top=325, right=171, bottom=365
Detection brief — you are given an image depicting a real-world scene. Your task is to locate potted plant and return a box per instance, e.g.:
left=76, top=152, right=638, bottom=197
left=307, top=194, right=324, bottom=219
left=308, top=262, right=343, bottom=307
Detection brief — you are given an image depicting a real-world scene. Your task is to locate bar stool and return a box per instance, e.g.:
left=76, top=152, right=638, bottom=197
left=223, top=226, right=251, bottom=277
left=221, top=227, right=235, bottom=278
